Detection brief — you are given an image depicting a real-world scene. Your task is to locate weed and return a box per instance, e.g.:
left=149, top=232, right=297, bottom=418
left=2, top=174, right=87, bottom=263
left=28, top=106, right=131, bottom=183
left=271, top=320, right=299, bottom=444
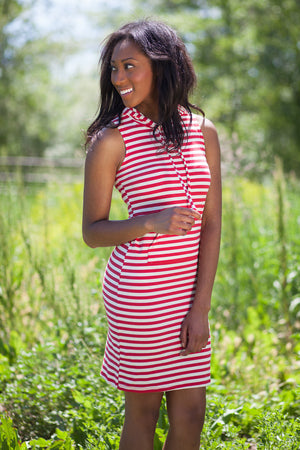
left=0, top=175, right=299, bottom=447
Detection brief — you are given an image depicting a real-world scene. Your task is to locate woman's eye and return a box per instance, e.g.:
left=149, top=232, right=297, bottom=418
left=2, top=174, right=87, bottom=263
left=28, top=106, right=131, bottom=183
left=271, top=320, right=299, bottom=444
left=110, top=63, right=133, bottom=72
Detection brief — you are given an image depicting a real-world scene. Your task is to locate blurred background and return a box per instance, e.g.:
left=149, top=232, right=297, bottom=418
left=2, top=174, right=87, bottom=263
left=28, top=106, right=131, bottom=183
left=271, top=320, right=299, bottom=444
left=1, top=0, right=300, bottom=177
left=0, top=1, right=299, bottom=447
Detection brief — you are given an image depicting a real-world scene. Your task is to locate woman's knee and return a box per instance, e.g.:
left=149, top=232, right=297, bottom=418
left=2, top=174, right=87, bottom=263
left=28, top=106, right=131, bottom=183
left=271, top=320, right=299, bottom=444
left=171, top=405, right=205, bottom=433
left=124, top=391, right=162, bottom=428
left=166, top=388, right=206, bottom=432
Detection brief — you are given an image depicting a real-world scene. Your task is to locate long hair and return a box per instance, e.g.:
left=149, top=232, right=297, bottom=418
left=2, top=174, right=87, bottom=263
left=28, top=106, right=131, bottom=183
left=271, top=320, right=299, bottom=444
left=85, top=19, right=204, bottom=151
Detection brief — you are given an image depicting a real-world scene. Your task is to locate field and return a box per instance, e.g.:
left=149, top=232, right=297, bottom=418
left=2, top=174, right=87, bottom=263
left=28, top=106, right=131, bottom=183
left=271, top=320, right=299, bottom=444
left=0, top=169, right=299, bottom=449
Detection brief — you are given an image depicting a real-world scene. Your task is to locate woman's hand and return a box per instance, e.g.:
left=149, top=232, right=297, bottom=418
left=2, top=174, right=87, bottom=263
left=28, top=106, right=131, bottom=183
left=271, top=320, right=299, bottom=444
left=180, top=309, right=210, bottom=356
left=146, top=207, right=201, bottom=236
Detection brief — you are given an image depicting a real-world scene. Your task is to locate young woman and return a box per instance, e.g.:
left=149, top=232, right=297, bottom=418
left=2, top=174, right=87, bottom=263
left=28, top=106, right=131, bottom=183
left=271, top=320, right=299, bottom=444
left=82, top=19, right=222, bottom=450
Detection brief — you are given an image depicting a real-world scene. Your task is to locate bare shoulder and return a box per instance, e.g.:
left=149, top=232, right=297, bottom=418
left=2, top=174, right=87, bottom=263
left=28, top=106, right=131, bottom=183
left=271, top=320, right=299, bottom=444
left=193, top=114, right=218, bottom=142
left=85, top=127, right=125, bottom=170
left=194, top=114, right=221, bottom=168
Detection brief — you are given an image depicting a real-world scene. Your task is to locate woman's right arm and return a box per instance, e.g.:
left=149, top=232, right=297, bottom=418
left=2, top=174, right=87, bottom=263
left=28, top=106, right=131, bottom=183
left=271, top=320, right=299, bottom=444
left=82, top=128, right=201, bottom=248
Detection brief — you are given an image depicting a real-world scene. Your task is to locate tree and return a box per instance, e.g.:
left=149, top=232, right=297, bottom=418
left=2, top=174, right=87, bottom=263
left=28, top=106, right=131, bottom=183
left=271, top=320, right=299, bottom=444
left=132, top=0, right=300, bottom=175
left=0, top=0, right=56, bottom=157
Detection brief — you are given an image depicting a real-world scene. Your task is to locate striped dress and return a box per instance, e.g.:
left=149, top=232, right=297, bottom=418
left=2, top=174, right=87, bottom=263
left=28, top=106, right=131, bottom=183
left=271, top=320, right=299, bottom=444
left=101, top=106, right=211, bottom=392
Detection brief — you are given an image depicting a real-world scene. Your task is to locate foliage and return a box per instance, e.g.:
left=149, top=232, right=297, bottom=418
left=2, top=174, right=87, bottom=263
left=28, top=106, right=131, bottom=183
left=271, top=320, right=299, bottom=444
left=2, top=0, right=300, bottom=172
left=0, top=0, right=53, bottom=156
left=0, top=0, right=83, bottom=159
left=130, top=0, right=300, bottom=176
left=0, top=175, right=299, bottom=448
left=0, top=325, right=299, bottom=448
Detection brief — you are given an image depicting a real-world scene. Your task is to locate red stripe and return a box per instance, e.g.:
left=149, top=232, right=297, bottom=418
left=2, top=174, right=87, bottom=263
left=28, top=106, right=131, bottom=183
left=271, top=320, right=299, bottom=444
left=101, top=107, right=212, bottom=391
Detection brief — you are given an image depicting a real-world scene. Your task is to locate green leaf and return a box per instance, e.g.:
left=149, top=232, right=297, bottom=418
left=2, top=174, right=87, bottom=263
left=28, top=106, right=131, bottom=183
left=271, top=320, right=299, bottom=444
left=71, top=390, right=92, bottom=409
left=48, top=441, right=63, bottom=449
left=29, top=438, right=52, bottom=447
left=289, top=297, right=300, bottom=313
left=0, top=415, right=18, bottom=446
left=20, top=444, right=28, bottom=450
left=222, top=407, right=243, bottom=424
left=153, top=432, right=163, bottom=450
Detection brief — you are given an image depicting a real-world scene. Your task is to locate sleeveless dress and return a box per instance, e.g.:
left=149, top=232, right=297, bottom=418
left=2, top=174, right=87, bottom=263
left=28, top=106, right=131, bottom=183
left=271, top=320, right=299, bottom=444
left=101, top=106, right=211, bottom=392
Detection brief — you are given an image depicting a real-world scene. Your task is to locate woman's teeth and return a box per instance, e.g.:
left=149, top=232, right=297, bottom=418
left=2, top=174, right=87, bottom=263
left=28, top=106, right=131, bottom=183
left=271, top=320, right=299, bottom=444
left=120, top=88, right=133, bottom=95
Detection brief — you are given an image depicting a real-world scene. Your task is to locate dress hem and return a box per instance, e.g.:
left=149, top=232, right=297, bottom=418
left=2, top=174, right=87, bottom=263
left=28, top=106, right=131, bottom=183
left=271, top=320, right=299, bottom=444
left=101, top=373, right=211, bottom=393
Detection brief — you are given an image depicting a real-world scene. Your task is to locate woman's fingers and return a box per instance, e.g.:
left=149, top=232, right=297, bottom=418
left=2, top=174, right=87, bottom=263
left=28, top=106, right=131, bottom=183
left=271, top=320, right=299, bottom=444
left=180, top=335, right=207, bottom=356
left=174, top=207, right=201, bottom=221
left=171, top=208, right=200, bottom=234
left=151, top=207, right=201, bottom=235
left=180, top=311, right=209, bottom=356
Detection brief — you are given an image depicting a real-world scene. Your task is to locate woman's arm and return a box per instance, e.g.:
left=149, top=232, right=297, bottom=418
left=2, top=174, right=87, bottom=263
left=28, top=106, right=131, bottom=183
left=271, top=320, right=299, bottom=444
left=181, top=118, right=222, bottom=355
left=82, top=128, right=201, bottom=248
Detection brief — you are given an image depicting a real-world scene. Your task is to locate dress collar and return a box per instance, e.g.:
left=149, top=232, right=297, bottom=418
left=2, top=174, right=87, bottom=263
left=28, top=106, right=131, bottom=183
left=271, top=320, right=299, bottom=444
left=122, top=107, right=156, bottom=128
left=121, top=105, right=188, bottom=128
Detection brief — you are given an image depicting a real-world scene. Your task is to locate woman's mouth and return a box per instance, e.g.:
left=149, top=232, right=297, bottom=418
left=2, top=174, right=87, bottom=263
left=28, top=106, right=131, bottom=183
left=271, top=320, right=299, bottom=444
left=120, top=88, right=133, bottom=96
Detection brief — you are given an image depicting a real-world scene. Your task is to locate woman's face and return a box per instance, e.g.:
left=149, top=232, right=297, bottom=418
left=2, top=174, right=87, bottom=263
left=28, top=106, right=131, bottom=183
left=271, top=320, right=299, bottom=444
left=110, top=39, right=158, bottom=121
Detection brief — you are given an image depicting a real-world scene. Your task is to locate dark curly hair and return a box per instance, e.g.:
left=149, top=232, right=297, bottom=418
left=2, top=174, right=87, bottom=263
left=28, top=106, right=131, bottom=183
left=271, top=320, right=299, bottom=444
left=85, top=19, right=204, bottom=151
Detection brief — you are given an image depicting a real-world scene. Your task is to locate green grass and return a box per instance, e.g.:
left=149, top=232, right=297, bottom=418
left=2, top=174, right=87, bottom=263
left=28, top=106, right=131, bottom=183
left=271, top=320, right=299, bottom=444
left=0, top=172, right=299, bottom=449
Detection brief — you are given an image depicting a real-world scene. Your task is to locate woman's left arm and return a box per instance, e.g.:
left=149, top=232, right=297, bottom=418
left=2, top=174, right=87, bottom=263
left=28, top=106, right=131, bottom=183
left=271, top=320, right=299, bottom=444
left=180, top=118, right=222, bottom=356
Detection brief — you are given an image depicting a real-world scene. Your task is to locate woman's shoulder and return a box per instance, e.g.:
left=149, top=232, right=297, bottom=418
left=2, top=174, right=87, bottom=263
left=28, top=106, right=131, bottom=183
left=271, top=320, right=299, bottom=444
left=85, top=126, right=125, bottom=168
left=88, top=126, right=122, bottom=149
left=192, top=114, right=218, bottom=140
left=192, top=114, right=221, bottom=164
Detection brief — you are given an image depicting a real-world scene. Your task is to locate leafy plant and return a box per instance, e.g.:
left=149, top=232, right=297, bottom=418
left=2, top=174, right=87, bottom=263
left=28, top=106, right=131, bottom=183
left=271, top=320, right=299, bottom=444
left=0, top=176, right=299, bottom=447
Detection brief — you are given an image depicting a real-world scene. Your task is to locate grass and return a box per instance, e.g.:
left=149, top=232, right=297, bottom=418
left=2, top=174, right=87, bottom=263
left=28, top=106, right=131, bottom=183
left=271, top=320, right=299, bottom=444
left=0, top=171, right=299, bottom=448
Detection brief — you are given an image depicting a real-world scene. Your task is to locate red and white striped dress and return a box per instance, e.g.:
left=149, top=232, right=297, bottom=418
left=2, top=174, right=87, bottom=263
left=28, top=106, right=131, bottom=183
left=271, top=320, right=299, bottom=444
left=101, top=106, right=211, bottom=392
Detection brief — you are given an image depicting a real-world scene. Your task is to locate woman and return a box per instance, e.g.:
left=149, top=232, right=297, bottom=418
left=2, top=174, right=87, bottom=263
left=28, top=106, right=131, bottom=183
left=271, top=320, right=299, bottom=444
left=82, top=19, right=221, bottom=450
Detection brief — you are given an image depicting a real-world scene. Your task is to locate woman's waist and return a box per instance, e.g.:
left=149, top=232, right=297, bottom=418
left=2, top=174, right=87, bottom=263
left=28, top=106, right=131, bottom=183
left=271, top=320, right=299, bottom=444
left=112, top=229, right=200, bottom=264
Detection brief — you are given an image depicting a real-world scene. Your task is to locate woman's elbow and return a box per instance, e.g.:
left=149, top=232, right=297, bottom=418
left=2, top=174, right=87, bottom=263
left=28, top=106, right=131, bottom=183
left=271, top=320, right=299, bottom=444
left=82, top=226, right=98, bottom=248
left=82, top=235, right=97, bottom=248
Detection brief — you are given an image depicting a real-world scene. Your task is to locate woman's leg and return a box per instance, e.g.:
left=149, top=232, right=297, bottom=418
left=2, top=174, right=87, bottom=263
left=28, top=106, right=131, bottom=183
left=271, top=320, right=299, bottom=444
left=163, top=387, right=206, bottom=450
left=119, top=390, right=163, bottom=450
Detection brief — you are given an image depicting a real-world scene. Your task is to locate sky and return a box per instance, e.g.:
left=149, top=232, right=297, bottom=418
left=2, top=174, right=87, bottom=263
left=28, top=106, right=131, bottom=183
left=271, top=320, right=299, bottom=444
left=30, top=0, right=135, bottom=39
left=15, top=0, right=133, bottom=75
left=31, top=0, right=108, bottom=72
left=30, top=0, right=101, bottom=40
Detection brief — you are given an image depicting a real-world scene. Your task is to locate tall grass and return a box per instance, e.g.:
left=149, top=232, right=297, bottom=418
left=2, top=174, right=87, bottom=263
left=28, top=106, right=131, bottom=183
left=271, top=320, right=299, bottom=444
left=0, top=173, right=299, bottom=448
left=215, top=172, right=300, bottom=330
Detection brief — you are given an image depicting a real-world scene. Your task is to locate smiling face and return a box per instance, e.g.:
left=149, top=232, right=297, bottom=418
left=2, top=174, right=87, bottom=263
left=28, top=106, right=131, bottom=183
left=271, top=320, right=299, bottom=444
left=110, top=39, right=158, bottom=122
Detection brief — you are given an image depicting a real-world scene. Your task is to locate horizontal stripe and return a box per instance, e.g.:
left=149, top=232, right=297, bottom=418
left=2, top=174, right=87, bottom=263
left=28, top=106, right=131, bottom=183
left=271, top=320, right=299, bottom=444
left=101, top=107, right=212, bottom=391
